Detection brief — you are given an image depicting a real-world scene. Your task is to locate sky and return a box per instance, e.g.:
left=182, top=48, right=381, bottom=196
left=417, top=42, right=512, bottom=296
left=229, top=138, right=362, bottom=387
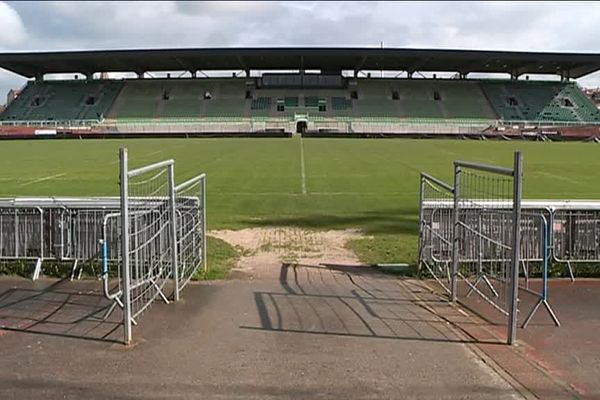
left=2, top=0, right=600, bottom=99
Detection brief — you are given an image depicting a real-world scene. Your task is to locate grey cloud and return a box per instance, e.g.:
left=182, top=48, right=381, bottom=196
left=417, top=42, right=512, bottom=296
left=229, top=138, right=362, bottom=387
left=2, top=1, right=600, bottom=97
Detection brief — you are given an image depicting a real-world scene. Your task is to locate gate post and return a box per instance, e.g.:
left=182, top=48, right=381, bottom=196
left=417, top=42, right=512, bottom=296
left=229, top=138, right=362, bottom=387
left=120, top=147, right=132, bottom=345
left=417, top=174, right=425, bottom=277
left=451, top=164, right=461, bottom=303
left=168, top=163, right=179, bottom=301
left=507, top=151, right=523, bottom=345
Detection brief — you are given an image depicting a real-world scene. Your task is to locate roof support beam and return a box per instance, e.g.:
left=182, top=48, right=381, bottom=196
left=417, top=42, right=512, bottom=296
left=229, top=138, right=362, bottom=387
left=236, top=55, right=248, bottom=72
left=173, top=56, right=196, bottom=76
left=458, top=59, right=492, bottom=75
left=354, top=55, right=368, bottom=76
left=406, top=57, right=427, bottom=77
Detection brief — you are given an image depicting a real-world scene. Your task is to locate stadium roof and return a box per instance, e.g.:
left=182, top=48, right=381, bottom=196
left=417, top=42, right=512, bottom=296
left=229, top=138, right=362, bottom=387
left=1, top=47, right=600, bottom=78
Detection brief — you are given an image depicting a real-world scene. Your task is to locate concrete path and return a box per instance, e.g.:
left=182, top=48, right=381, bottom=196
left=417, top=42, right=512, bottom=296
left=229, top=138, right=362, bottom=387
left=0, top=265, right=524, bottom=399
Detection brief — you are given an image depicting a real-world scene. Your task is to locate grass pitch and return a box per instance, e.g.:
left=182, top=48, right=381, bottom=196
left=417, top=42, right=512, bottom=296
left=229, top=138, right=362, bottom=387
left=1, top=137, right=599, bottom=265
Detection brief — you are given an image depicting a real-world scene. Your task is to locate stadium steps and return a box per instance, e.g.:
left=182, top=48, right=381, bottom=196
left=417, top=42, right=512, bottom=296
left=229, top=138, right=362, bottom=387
left=155, top=99, right=166, bottom=119
left=323, top=98, right=333, bottom=118
left=199, top=99, right=208, bottom=118
left=477, top=84, right=501, bottom=120
left=106, top=87, right=128, bottom=119
left=159, top=82, right=203, bottom=118
left=79, top=81, right=121, bottom=119
left=436, top=101, right=450, bottom=118
left=243, top=99, right=251, bottom=118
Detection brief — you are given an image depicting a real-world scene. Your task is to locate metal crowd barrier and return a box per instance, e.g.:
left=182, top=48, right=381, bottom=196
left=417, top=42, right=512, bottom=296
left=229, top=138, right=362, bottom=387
left=0, top=195, right=205, bottom=280
left=421, top=199, right=600, bottom=279
left=0, top=198, right=121, bottom=279
left=418, top=160, right=567, bottom=345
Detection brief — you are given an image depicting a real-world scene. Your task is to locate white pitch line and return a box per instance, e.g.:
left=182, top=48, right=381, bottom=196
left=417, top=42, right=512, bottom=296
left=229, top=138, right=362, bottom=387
left=300, top=136, right=307, bottom=195
left=536, top=170, right=582, bottom=185
left=19, top=173, right=67, bottom=187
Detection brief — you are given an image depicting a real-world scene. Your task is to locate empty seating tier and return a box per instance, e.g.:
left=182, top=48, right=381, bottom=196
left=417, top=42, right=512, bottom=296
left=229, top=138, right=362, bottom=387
left=2, top=77, right=599, bottom=126
left=0, top=80, right=124, bottom=122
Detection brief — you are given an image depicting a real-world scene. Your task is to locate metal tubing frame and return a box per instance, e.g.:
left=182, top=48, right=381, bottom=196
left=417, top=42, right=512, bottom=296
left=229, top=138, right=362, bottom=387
left=202, top=175, right=207, bottom=272
left=168, top=163, right=180, bottom=301
left=417, top=174, right=425, bottom=276
left=102, top=212, right=122, bottom=301
left=420, top=172, right=454, bottom=193
left=174, top=173, right=208, bottom=275
left=128, top=159, right=174, bottom=178
left=418, top=173, right=454, bottom=292
left=450, top=164, right=461, bottom=302
left=454, top=160, right=514, bottom=177
left=119, top=147, right=133, bottom=345
left=521, top=216, right=561, bottom=329
left=507, top=151, right=522, bottom=345
left=173, top=173, right=207, bottom=193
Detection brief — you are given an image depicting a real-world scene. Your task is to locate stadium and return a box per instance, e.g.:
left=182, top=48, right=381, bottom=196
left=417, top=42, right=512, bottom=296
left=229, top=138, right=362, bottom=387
left=1, top=7, right=600, bottom=399
left=1, top=47, right=600, bottom=138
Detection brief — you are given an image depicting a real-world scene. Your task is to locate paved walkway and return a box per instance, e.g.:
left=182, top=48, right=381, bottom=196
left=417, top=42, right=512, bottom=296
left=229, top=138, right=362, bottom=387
left=0, top=266, right=527, bottom=399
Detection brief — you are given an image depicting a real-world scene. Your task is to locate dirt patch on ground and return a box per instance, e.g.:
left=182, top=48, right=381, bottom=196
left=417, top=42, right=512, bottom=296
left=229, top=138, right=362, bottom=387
left=210, top=227, right=364, bottom=279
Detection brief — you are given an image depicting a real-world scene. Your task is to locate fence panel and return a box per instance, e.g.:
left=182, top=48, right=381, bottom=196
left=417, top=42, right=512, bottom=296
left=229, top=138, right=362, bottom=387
left=119, top=147, right=177, bottom=344
left=174, top=174, right=207, bottom=297
left=418, top=153, right=565, bottom=344
left=452, top=153, right=522, bottom=344
left=0, top=207, right=44, bottom=262
left=418, top=173, right=454, bottom=294
left=552, top=208, right=600, bottom=280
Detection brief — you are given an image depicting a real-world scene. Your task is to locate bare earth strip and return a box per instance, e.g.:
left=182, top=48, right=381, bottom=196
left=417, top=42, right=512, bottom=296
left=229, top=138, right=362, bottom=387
left=210, top=227, right=363, bottom=279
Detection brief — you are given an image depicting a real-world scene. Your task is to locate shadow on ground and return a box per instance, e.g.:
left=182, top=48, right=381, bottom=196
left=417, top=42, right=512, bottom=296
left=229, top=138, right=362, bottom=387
left=0, top=277, right=123, bottom=343
left=243, top=263, right=500, bottom=345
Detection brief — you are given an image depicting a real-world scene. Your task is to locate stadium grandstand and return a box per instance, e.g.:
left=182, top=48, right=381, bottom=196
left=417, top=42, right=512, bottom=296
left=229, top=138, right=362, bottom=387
left=1, top=47, right=600, bottom=138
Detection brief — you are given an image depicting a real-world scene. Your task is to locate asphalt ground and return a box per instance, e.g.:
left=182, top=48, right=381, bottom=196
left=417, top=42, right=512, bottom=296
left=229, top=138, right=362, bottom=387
left=0, top=265, right=531, bottom=400
left=456, top=277, right=600, bottom=399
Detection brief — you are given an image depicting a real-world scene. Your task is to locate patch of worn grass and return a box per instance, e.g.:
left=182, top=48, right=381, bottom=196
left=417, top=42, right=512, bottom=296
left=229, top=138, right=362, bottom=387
left=192, top=236, right=240, bottom=281
left=346, top=233, right=418, bottom=267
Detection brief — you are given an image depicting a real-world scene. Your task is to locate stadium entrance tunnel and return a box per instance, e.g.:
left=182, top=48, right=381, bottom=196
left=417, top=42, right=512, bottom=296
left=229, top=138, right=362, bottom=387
left=296, top=121, right=307, bottom=134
